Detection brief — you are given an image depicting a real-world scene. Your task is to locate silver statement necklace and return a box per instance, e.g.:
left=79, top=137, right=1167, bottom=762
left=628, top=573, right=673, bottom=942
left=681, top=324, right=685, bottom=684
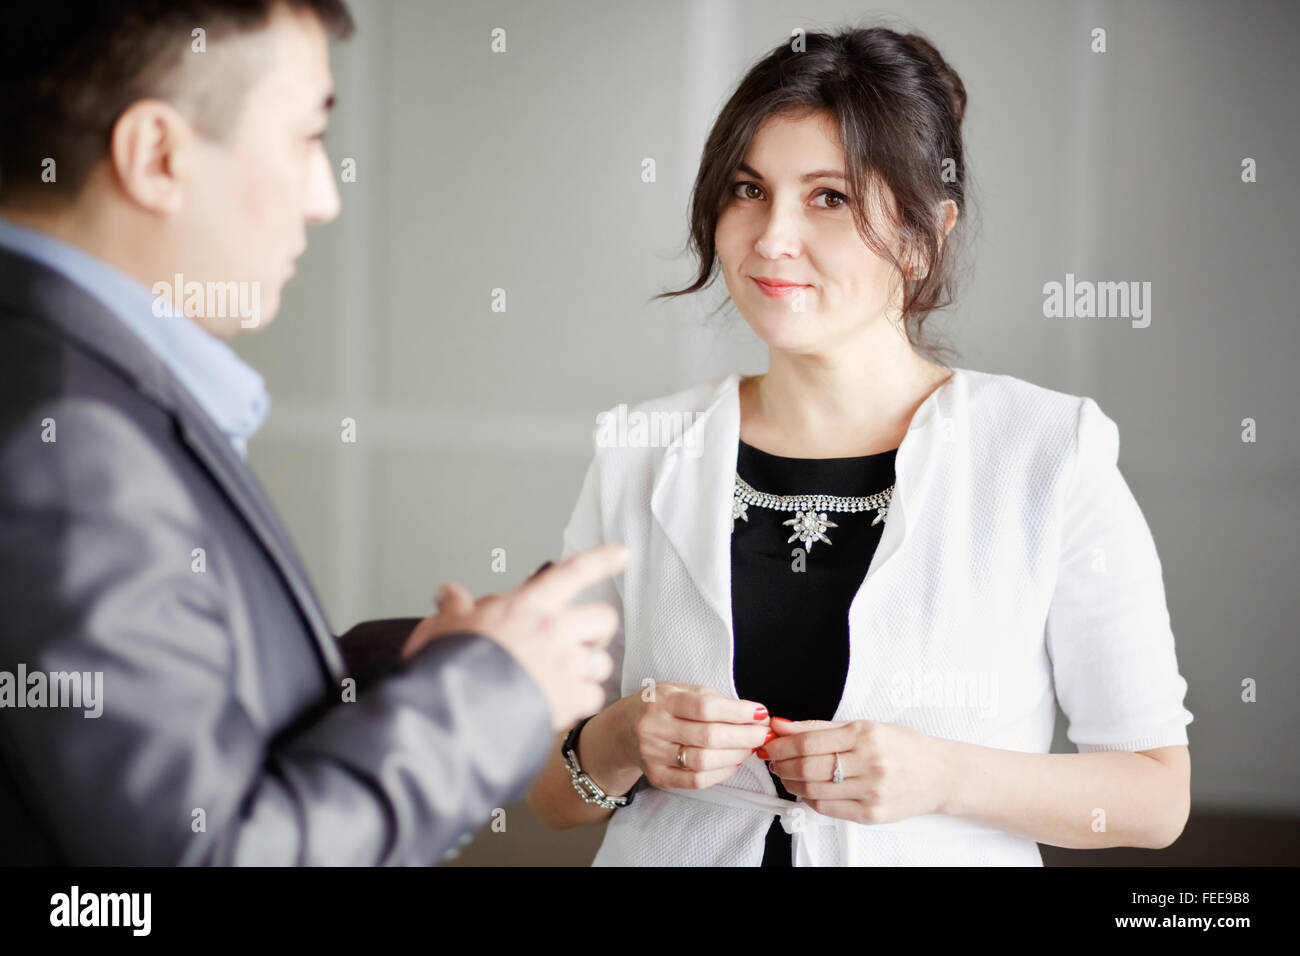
left=731, top=474, right=894, bottom=554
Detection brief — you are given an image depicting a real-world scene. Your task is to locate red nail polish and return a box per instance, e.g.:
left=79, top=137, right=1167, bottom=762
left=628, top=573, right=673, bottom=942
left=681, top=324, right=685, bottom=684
left=756, top=747, right=770, bottom=760
left=763, top=730, right=775, bottom=744
left=754, top=706, right=769, bottom=720
left=771, top=716, right=791, bottom=725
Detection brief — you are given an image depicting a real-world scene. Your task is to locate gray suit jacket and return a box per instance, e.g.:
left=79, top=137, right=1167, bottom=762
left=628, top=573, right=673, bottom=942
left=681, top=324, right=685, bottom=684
left=0, top=246, right=555, bottom=864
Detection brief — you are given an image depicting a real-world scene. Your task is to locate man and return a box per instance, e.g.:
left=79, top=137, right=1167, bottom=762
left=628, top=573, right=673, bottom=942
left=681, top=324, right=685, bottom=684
left=0, top=0, right=626, bottom=864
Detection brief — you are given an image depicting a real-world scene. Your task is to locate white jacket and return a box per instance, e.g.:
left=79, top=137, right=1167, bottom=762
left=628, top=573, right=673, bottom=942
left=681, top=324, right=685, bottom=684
left=561, top=367, right=1194, bottom=866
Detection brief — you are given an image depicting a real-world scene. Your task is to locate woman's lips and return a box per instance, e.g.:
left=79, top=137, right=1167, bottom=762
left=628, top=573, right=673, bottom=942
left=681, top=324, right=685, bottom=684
left=751, top=277, right=811, bottom=297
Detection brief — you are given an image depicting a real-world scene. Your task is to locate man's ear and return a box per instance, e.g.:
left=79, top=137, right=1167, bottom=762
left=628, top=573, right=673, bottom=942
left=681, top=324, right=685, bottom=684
left=108, top=99, right=196, bottom=215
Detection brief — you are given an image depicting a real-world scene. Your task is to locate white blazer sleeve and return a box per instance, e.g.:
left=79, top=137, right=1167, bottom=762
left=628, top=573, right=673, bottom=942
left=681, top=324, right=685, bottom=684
left=1045, top=396, right=1194, bottom=753
left=560, top=447, right=627, bottom=707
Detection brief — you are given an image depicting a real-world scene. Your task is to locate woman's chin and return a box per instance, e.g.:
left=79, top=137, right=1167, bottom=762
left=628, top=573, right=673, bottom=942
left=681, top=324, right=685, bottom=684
left=738, top=312, right=823, bottom=353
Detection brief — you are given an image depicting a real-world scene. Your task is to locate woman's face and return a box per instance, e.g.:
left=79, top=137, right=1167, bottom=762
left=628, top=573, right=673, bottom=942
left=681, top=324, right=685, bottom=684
left=714, top=109, right=907, bottom=355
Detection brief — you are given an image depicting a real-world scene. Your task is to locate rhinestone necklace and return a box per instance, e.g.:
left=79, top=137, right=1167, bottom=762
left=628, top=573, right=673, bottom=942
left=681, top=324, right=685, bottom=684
left=731, top=474, right=894, bottom=553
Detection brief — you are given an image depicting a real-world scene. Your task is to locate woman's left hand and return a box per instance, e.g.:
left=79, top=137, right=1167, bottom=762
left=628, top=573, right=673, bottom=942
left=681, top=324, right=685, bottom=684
left=764, top=718, right=954, bottom=825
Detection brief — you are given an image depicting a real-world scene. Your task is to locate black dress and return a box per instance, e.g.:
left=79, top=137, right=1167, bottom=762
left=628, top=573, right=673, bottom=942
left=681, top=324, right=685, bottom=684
left=730, top=438, right=898, bottom=866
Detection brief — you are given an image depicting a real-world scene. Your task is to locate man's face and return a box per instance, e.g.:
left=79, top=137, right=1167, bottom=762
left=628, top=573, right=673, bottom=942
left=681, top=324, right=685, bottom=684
left=176, top=4, right=340, bottom=335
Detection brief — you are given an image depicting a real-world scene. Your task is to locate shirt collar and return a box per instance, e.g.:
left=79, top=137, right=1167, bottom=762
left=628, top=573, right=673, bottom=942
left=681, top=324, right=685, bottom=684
left=0, top=216, right=270, bottom=458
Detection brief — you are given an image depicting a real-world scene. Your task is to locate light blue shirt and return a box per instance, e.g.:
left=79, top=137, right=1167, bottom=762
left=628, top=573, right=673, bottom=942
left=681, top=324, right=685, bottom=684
left=0, top=217, right=269, bottom=458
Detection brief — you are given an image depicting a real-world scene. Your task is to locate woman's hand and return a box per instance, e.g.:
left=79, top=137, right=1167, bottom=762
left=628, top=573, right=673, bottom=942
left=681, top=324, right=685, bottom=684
left=626, top=683, right=772, bottom=790
left=764, top=718, right=954, bottom=824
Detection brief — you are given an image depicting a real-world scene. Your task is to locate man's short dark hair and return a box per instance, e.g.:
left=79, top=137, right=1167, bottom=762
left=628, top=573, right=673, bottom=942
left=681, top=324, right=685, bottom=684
left=0, top=0, right=354, bottom=210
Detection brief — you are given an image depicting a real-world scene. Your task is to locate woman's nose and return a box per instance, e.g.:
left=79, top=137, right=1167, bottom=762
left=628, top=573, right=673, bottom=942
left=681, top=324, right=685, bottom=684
left=753, top=207, right=801, bottom=259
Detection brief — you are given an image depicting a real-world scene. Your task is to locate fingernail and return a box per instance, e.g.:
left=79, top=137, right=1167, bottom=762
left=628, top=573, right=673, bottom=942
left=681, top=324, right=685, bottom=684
left=763, top=730, right=775, bottom=744
left=753, top=706, right=769, bottom=720
left=756, top=747, right=770, bottom=760
left=771, top=716, right=791, bottom=725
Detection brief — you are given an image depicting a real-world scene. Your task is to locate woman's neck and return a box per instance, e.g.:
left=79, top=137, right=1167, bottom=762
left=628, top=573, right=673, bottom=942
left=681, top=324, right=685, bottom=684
left=738, top=338, right=953, bottom=458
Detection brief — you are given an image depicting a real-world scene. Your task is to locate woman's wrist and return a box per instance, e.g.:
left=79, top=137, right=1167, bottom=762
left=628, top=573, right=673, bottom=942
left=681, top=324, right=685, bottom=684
left=932, top=735, right=965, bottom=817
left=575, top=696, right=643, bottom=796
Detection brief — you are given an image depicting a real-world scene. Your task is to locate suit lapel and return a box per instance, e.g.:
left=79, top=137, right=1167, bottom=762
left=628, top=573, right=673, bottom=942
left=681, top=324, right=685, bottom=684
left=172, top=392, right=346, bottom=684
left=0, top=246, right=346, bottom=685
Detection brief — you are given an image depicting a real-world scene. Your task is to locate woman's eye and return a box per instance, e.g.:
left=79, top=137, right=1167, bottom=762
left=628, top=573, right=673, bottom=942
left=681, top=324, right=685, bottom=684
left=814, top=189, right=847, bottom=209
left=732, top=181, right=763, bottom=200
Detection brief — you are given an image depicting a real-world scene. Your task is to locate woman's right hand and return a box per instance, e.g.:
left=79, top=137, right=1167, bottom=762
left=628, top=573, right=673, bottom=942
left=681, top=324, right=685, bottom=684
left=624, top=683, right=772, bottom=790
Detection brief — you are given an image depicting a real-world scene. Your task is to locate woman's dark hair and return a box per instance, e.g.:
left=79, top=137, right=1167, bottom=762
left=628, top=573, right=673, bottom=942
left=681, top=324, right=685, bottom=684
left=658, top=26, right=971, bottom=365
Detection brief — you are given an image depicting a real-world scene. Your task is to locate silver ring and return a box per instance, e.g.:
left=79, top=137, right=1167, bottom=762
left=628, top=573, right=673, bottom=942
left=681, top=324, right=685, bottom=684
left=832, top=752, right=844, bottom=784
left=676, top=745, right=688, bottom=769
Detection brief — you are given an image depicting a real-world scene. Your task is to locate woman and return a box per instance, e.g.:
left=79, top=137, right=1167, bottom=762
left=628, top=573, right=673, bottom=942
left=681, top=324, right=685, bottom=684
left=526, top=26, right=1193, bottom=866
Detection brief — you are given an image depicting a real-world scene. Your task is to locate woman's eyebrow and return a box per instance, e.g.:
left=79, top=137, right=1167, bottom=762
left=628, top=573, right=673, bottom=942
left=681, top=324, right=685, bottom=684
left=736, top=162, right=846, bottom=183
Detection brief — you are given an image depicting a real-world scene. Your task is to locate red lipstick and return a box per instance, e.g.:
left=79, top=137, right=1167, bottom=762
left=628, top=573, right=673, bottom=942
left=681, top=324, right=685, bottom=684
left=751, top=276, right=811, bottom=297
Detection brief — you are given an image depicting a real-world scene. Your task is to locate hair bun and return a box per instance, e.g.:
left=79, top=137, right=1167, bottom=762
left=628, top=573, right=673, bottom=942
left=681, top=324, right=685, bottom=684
left=901, top=32, right=967, bottom=127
